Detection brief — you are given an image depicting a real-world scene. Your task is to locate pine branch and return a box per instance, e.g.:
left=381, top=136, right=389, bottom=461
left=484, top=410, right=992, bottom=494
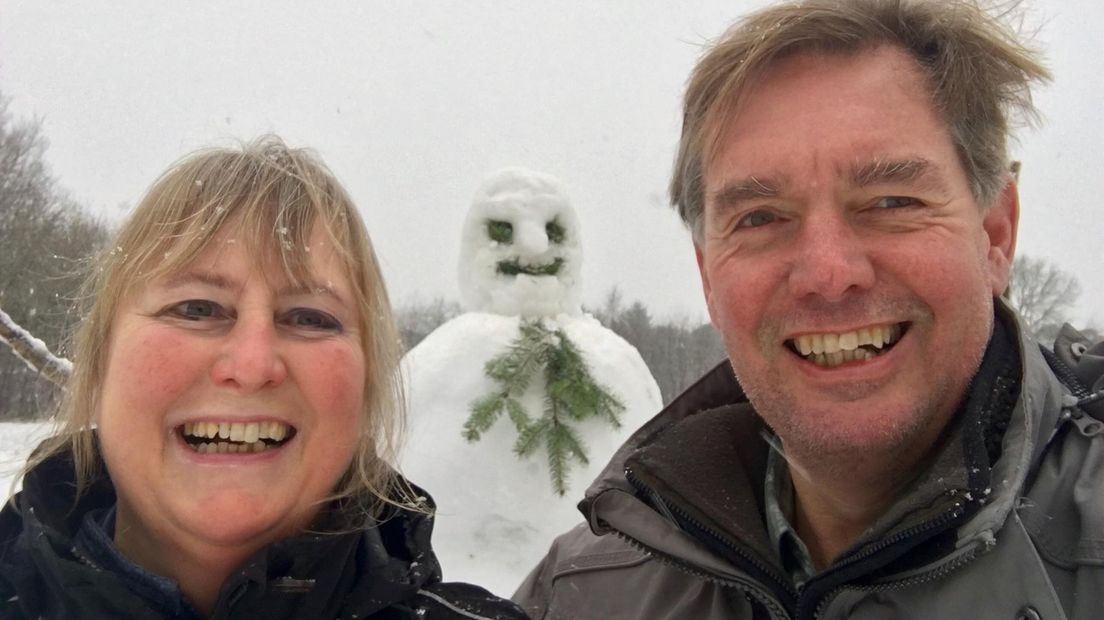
left=514, top=415, right=550, bottom=457
left=505, top=398, right=530, bottom=433
left=463, top=392, right=508, bottom=441
left=467, top=318, right=627, bottom=496
left=544, top=417, right=588, bottom=496
left=0, top=306, right=71, bottom=386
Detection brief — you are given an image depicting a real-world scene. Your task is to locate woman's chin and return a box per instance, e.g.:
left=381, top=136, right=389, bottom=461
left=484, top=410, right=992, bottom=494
left=171, top=492, right=312, bottom=550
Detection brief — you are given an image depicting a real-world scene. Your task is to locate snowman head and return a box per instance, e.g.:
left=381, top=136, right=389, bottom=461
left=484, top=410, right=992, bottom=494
left=459, top=168, right=582, bottom=316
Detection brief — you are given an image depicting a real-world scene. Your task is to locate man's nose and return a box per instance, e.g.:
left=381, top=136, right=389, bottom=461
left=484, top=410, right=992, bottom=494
left=786, top=209, right=876, bottom=302
left=210, top=316, right=288, bottom=391
left=514, top=221, right=549, bottom=256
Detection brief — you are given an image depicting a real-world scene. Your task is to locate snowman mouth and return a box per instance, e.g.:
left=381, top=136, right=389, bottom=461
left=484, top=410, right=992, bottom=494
left=497, top=258, right=564, bottom=277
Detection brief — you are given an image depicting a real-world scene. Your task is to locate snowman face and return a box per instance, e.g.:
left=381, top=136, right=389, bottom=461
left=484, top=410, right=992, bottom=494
left=459, top=168, right=582, bottom=317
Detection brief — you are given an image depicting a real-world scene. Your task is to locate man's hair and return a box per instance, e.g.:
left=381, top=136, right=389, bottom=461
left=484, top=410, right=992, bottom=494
left=21, top=135, right=415, bottom=524
left=671, top=0, right=1051, bottom=239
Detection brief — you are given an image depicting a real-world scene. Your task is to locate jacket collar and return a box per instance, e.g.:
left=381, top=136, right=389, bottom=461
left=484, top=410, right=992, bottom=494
left=7, top=433, right=442, bottom=617
left=582, top=300, right=1049, bottom=584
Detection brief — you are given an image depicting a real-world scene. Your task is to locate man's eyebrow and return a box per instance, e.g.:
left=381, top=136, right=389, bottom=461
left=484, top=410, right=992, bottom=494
left=709, top=175, right=785, bottom=208
left=849, top=158, right=948, bottom=193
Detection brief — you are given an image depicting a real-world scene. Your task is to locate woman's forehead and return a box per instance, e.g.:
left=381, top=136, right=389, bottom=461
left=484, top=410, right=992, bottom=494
left=139, top=221, right=356, bottom=294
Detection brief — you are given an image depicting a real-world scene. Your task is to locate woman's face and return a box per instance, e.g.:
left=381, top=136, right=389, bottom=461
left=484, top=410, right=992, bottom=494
left=97, top=225, right=366, bottom=566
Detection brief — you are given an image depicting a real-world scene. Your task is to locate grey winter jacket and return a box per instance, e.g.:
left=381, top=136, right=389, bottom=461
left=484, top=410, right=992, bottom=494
left=514, top=304, right=1104, bottom=619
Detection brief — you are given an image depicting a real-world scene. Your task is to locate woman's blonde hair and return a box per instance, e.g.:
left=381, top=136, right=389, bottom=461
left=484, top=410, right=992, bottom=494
left=23, top=135, right=412, bottom=522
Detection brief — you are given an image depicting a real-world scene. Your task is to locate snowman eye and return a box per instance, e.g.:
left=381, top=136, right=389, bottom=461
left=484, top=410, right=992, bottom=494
left=546, top=219, right=565, bottom=244
left=488, top=220, right=513, bottom=243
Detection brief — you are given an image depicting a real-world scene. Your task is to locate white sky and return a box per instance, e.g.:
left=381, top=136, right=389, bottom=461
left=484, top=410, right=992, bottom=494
left=1, top=0, right=1100, bottom=327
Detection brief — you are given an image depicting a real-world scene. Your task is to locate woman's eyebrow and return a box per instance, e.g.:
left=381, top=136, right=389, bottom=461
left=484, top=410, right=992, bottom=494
left=162, top=271, right=239, bottom=291
left=277, top=282, right=350, bottom=306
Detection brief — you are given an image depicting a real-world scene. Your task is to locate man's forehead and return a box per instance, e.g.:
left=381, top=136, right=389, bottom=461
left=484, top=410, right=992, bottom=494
left=707, top=156, right=951, bottom=203
left=703, top=45, right=939, bottom=160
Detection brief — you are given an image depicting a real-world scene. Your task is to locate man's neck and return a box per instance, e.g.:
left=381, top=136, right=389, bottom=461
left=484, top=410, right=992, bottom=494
left=784, top=430, right=943, bottom=570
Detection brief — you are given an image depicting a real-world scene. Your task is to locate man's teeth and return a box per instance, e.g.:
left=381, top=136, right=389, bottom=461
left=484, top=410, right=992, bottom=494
left=181, top=421, right=291, bottom=454
left=792, top=324, right=902, bottom=367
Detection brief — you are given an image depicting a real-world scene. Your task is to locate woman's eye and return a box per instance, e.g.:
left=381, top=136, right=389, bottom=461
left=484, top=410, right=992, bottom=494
left=876, top=196, right=918, bottom=209
left=169, top=300, right=224, bottom=321
left=285, top=308, right=342, bottom=332
left=735, top=210, right=778, bottom=229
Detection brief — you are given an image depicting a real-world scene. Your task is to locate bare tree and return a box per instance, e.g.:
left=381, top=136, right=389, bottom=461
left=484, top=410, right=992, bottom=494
left=1006, top=254, right=1082, bottom=343
left=589, top=288, right=727, bottom=404
left=0, top=91, right=108, bottom=420
left=396, top=296, right=463, bottom=351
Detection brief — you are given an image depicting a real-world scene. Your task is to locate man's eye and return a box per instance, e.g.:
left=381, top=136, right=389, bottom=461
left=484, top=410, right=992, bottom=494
left=876, top=196, right=918, bottom=209
left=487, top=221, right=513, bottom=243
left=735, top=210, right=778, bottom=229
left=169, top=300, right=224, bottom=320
left=285, top=308, right=342, bottom=332
left=546, top=219, right=566, bottom=244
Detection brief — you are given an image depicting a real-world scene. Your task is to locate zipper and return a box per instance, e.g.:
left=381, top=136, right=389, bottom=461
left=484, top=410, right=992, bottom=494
left=624, top=467, right=795, bottom=618
left=803, top=501, right=972, bottom=619
left=809, top=542, right=980, bottom=619
left=626, top=466, right=983, bottom=620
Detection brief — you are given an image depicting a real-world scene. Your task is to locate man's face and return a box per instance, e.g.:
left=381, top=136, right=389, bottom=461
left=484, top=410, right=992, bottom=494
left=696, top=46, right=1017, bottom=464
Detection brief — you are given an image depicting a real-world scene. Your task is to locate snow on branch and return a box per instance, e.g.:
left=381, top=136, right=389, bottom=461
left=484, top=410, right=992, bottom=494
left=0, top=306, right=71, bottom=386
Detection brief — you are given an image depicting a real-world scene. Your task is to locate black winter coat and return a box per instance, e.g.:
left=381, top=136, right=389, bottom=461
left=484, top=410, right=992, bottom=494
left=0, top=441, right=526, bottom=620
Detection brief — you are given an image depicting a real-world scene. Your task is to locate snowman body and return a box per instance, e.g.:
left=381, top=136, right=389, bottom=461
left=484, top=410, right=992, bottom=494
left=400, top=168, right=662, bottom=595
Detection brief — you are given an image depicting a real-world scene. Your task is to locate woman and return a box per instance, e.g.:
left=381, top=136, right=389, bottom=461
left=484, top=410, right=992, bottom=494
left=0, top=136, right=526, bottom=619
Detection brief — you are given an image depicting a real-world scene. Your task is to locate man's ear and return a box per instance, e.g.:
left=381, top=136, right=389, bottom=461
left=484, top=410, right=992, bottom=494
left=985, top=177, right=1019, bottom=297
left=694, top=241, right=719, bottom=328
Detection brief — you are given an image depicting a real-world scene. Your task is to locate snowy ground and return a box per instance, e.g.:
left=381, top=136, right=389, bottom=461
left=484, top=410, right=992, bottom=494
left=0, top=421, right=52, bottom=501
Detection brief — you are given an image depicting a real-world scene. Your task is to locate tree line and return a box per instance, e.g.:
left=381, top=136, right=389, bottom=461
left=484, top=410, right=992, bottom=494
left=0, top=90, right=1095, bottom=420
left=0, top=92, right=109, bottom=420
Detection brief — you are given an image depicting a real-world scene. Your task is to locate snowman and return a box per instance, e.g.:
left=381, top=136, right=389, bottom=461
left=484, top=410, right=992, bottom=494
left=401, top=167, right=662, bottom=595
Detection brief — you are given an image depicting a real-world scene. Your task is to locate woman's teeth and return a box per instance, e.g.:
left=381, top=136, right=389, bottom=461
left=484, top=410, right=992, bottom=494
left=790, top=323, right=903, bottom=368
left=180, top=420, right=292, bottom=454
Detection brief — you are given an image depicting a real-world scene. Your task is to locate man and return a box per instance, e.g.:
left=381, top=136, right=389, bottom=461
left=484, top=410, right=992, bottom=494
left=514, top=1, right=1104, bottom=618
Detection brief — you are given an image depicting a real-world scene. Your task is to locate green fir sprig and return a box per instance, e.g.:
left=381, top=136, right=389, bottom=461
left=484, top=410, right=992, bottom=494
left=463, top=319, right=625, bottom=495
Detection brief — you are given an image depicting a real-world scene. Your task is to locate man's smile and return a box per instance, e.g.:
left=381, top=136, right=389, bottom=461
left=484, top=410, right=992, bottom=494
left=786, top=322, right=908, bottom=368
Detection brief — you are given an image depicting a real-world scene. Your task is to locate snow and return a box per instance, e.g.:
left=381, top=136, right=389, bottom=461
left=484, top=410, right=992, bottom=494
left=0, top=422, right=52, bottom=501
left=404, top=169, right=662, bottom=596
left=458, top=168, right=582, bottom=318
left=401, top=312, right=661, bottom=597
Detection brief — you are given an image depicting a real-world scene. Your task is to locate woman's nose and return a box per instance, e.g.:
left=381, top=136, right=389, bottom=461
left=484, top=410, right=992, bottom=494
left=209, top=316, right=288, bottom=391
